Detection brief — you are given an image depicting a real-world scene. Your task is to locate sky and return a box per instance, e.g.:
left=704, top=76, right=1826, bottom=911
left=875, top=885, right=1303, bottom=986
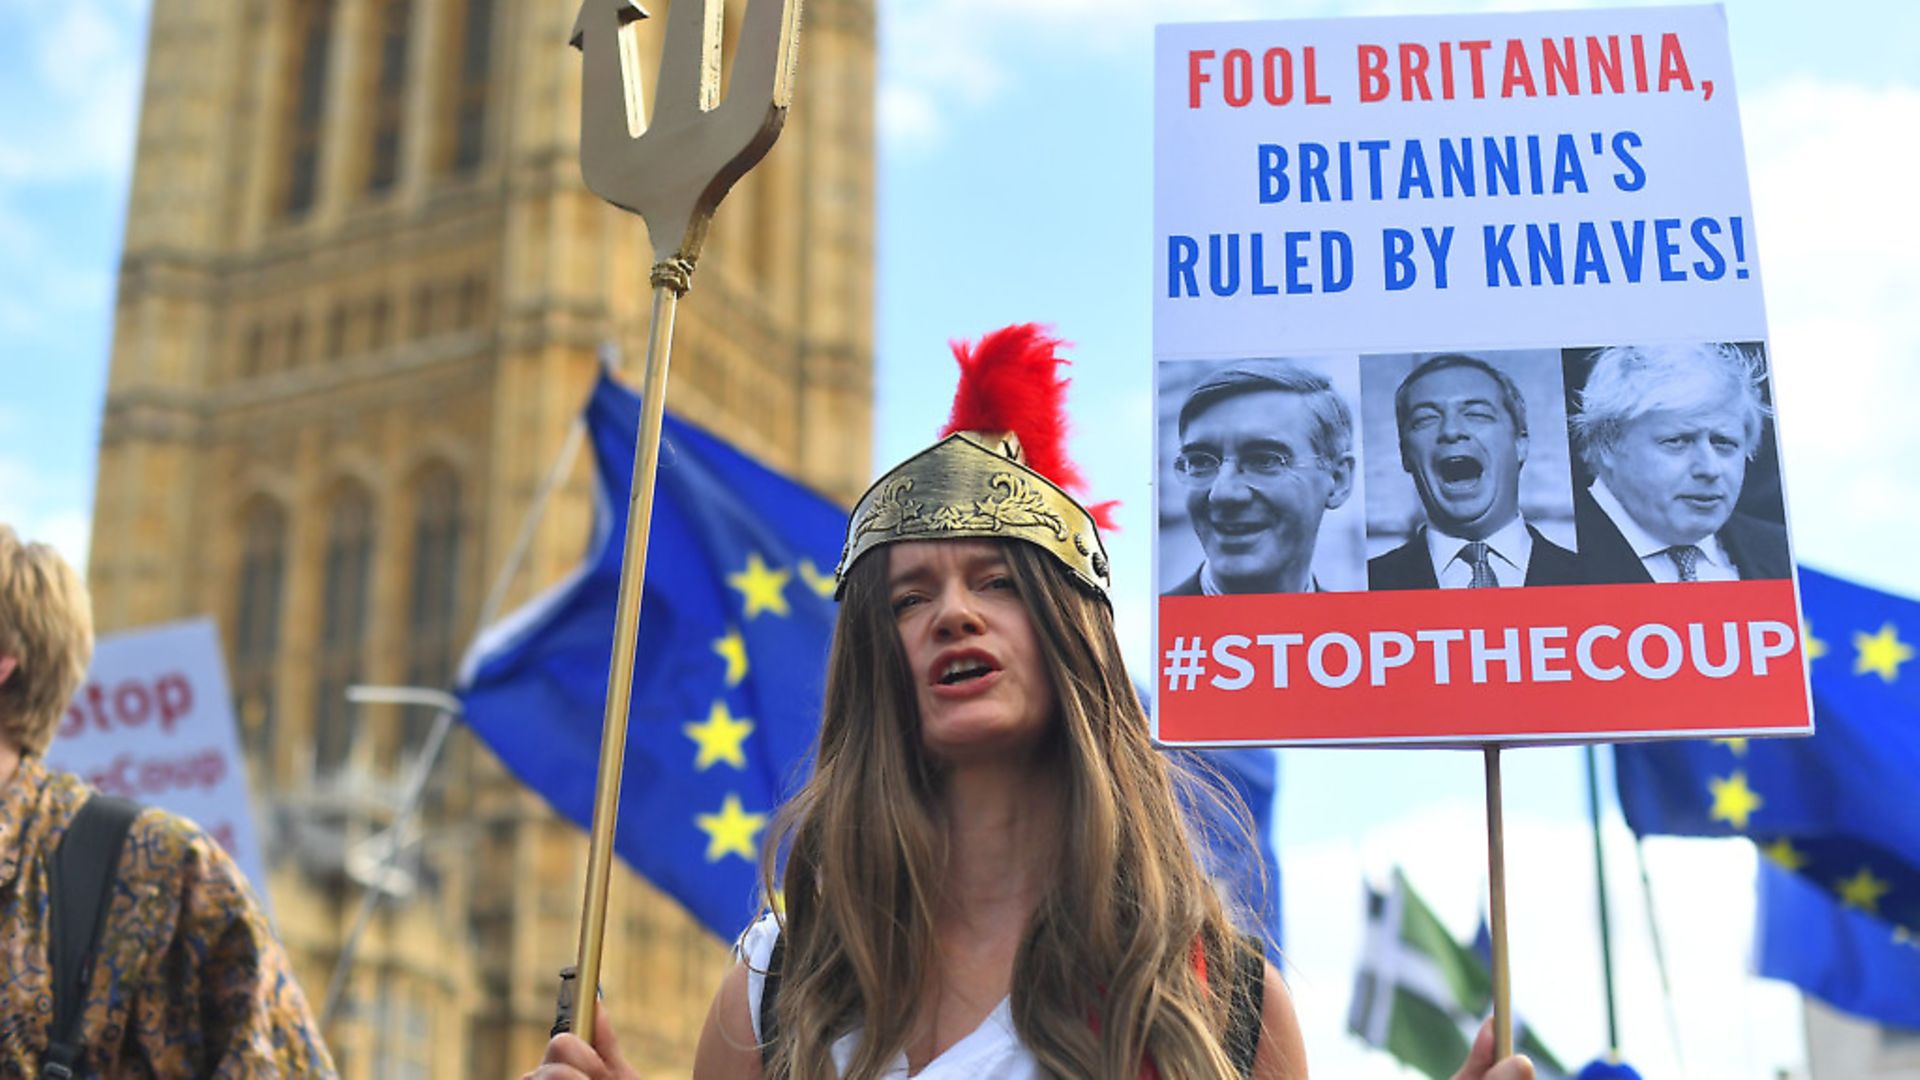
left=5, top=0, right=1919, bottom=1075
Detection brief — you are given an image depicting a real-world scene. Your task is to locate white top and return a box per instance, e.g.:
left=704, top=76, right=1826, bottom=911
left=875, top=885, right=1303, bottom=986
left=1422, top=515, right=1533, bottom=588
left=1589, top=477, right=1738, bottom=582
left=740, top=914, right=1044, bottom=1079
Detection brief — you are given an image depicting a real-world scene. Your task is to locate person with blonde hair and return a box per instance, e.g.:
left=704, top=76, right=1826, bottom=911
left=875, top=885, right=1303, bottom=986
left=1569, top=342, right=1788, bottom=584
left=531, top=328, right=1534, bottom=1080
left=0, top=524, right=336, bottom=1076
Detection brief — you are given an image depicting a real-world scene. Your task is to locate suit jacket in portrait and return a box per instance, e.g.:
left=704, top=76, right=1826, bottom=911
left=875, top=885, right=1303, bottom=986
left=1161, top=566, right=1325, bottom=596
left=1165, top=567, right=1204, bottom=596
left=1367, top=524, right=1581, bottom=591
left=1571, top=486, right=1792, bottom=584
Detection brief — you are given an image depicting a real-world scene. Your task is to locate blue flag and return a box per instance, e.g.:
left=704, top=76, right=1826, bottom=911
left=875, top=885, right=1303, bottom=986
left=1186, top=746, right=1284, bottom=954
left=458, top=370, right=843, bottom=937
left=459, top=370, right=1285, bottom=943
left=1755, top=859, right=1920, bottom=1029
left=1614, top=566, right=1920, bottom=1025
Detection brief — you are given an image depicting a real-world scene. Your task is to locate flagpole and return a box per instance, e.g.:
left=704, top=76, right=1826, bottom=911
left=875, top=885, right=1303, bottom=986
left=316, top=401, right=593, bottom=1031
left=1584, top=744, right=1622, bottom=1051
left=1635, top=836, right=1689, bottom=1074
left=1484, top=745, right=1513, bottom=1060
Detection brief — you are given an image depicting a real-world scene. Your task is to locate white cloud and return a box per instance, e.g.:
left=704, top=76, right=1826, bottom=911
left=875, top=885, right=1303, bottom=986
left=0, top=452, right=91, bottom=570
left=878, top=85, right=945, bottom=147
left=0, top=0, right=146, bottom=183
left=874, top=0, right=1643, bottom=151
left=38, top=5, right=123, bottom=94
left=877, top=0, right=1274, bottom=151
left=1739, top=80, right=1920, bottom=596
left=0, top=193, right=115, bottom=343
left=1280, top=804, right=1807, bottom=1078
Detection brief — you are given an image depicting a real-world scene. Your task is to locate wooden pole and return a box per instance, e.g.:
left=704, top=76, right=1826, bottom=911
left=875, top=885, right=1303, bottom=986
left=1483, top=745, right=1513, bottom=1060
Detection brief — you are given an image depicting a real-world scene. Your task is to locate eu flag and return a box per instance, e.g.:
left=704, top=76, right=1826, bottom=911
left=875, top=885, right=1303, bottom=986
left=457, top=370, right=843, bottom=936
left=459, top=369, right=1287, bottom=943
left=1183, top=746, right=1284, bottom=954
left=1614, top=566, right=1920, bottom=1024
left=1755, top=859, right=1920, bottom=1029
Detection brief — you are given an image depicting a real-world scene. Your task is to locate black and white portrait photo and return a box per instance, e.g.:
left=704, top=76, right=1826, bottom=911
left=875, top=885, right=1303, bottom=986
left=1157, top=356, right=1368, bottom=595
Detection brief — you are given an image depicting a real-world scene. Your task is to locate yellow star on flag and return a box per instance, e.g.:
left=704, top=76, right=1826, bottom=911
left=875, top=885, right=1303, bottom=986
left=1803, top=622, right=1827, bottom=661
left=798, top=558, right=837, bottom=600
left=728, top=553, right=792, bottom=619
left=1836, top=866, right=1892, bottom=914
left=1759, top=838, right=1807, bottom=872
left=1853, top=622, right=1914, bottom=683
left=1707, top=771, right=1763, bottom=831
left=713, top=627, right=748, bottom=687
left=684, top=701, right=755, bottom=770
left=1714, top=738, right=1749, bottom=757
left=695, top=794, right=768, bottom=863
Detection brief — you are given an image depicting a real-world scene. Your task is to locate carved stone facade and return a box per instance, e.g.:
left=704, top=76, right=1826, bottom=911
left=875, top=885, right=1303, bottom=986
left=1804, top=1002, right=1920, bottom=1079
left=88, top=0, right=872, bottom=1074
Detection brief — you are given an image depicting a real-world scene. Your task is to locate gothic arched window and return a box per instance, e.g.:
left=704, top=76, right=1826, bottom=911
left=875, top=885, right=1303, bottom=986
left=281, top=0, right=336, bottom=217
left=233, top=499, right=288, bottom=769
left=404, top=465, right=461, bottom=758
left=314, top=483, right=375, bottom=776
left=445, top=0, right=495, bottom=174
left=365, top=0, right=412, bottom=194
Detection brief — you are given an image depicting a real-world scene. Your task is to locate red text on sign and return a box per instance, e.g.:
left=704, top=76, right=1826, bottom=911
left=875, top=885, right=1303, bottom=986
left=58, top=671, right=195, bottom=740
left=1188, top=47, right=1333, bottom=109
left=84, top=747, right=229, bottom=798
left=1354, top=33, right=1703, bottom=103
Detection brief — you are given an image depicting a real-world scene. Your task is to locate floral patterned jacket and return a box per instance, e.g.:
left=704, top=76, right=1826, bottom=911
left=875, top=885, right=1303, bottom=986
left=0, top=756, right=337, bottom=1077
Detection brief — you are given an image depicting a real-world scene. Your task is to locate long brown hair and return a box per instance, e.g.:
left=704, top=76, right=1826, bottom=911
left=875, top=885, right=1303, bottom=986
left=761, top=539, right=1263, bottom=1079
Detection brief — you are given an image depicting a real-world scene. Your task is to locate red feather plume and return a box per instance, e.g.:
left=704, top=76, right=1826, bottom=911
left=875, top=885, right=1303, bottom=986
left=940, top=324, right=1119, bottom=531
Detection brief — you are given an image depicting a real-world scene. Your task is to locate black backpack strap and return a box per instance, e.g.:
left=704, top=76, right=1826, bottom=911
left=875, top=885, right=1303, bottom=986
left=757, top=931, right=786, bottom=1068
left=1224, top=936, right=1267, bottom=1079
left=43, top=793, right=140, bottom=1079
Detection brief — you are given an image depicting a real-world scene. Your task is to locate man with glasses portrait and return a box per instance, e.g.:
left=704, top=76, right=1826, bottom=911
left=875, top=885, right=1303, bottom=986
left=1166, top=360, right=1357, bottom=595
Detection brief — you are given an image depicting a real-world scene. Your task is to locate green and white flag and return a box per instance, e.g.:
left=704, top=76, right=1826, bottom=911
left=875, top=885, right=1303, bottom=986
left=1348, top=869, right=1566, bottom=1080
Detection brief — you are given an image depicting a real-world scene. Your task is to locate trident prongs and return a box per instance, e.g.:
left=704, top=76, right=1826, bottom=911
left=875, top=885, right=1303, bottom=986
left=653, top=0, right=724, bottom=116
left=570, top=0, right=647, bottom=142
left=571, top=0, right=805, bottom=278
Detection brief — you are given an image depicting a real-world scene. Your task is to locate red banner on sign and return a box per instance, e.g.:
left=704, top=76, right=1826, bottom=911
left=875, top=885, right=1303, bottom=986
left=1154, top=579, right=1811, bottom=746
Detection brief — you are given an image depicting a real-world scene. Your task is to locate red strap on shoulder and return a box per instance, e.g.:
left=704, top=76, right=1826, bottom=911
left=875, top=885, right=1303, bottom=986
left=1138, top=939, right=1212, bottom=1080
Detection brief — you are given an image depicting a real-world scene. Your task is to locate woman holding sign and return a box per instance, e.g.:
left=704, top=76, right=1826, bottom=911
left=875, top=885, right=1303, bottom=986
left=529, top=327, right=1533, bottom=1080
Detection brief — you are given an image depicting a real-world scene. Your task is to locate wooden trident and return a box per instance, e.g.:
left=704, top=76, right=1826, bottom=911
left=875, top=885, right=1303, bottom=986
left=561, top=0, right=801, bottom=1047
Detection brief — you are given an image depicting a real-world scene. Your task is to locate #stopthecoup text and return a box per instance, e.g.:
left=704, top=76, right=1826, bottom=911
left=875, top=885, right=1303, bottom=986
left=1164, top=618, right=1798, bottom=691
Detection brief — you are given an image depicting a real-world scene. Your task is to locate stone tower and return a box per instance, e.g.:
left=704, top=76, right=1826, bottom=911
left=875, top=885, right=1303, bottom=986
left=86, top=0, right=872, bottom=1073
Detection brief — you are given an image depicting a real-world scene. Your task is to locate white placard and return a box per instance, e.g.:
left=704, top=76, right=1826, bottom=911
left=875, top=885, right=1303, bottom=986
left=1155, top=4, right=1764, bottom=357
left=1151, top=6, right=1810, bottom=747
left=44, top=616, right=270, bottom=908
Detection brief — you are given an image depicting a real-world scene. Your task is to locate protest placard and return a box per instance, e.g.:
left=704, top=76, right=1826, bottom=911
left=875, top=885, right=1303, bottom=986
left=1152, top=5, right=1809, bottom=745
left=44, top=617, right=271, bottom=904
